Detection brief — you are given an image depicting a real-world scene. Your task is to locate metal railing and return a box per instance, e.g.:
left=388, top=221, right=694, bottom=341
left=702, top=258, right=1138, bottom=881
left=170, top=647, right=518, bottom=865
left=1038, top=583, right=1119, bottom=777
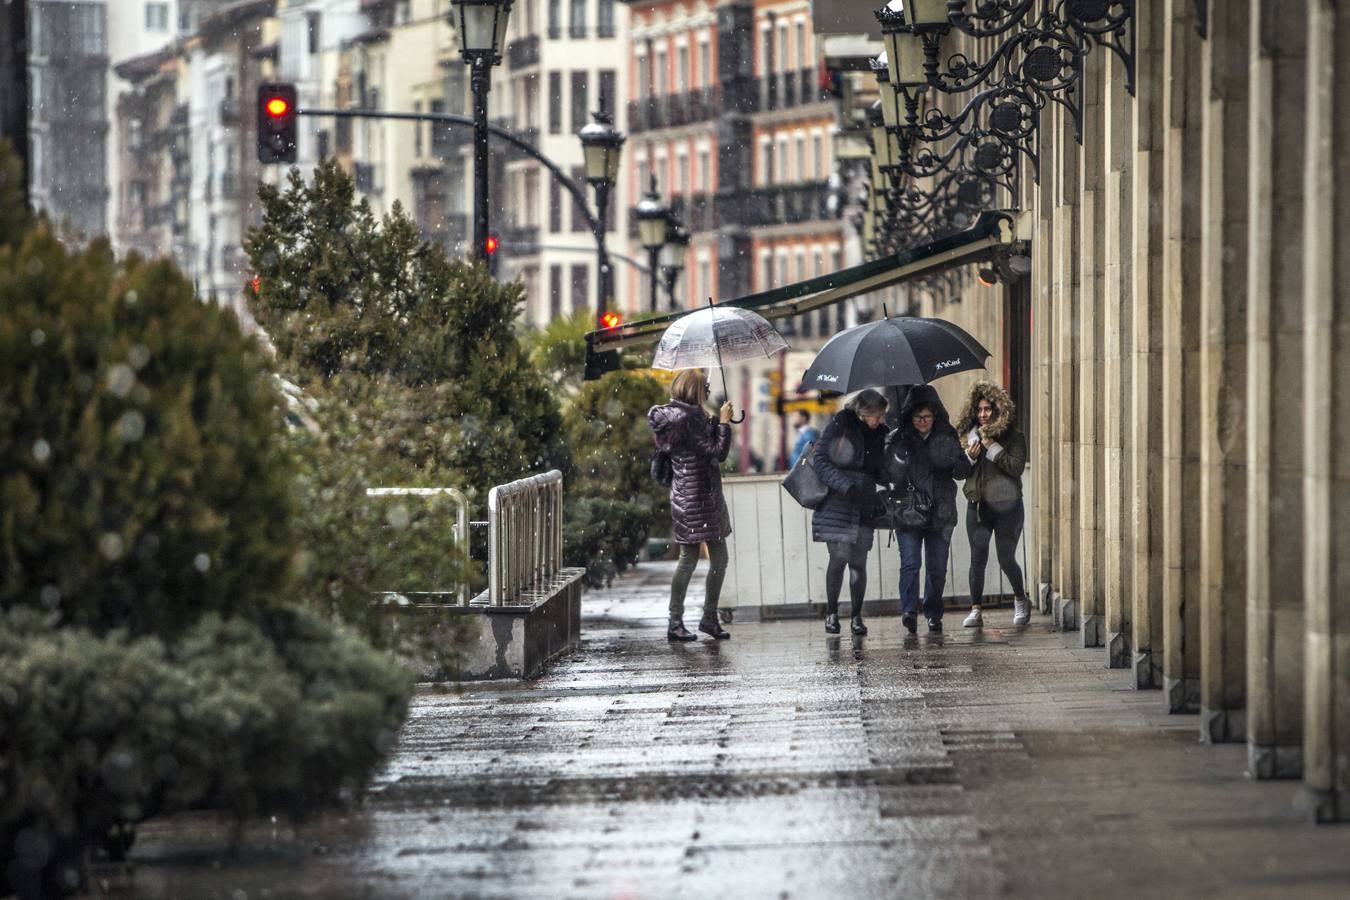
left=486, top=470, right=564, bottom=606
left=366, top=486, right=471, bottom=605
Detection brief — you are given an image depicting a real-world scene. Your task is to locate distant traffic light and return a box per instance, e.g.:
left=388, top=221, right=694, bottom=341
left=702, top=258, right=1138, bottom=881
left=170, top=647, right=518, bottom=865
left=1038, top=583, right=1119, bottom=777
left=257, top=83, right=298, bottom=164
left=484, top=234, right=500, bottom=276
left=600, top=311, right=622, bottom=329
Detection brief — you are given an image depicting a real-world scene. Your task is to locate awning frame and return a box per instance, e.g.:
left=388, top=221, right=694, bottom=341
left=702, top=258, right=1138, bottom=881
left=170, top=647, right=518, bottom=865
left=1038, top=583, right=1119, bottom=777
left=584, top=209, right=1024, bottom=377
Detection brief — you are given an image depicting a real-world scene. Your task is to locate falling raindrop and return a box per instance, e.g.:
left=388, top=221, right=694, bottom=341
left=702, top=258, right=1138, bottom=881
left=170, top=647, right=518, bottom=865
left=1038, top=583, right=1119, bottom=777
left=107, top=363, right=136, bottom=399
left=128, top=344, right=151, bottom=369
left=387, top=504, right=412, bottom=529
left=30, top=328, right=46, bottom=347
left=32, top=439, right=51, bottom=463
left=194, top=553, right=211, bottom=572
left=99, top=533, right=125, bottom=561
left=123, top=289, right=139, bottom=306
left=39, top=585, right=61, bottom=609
left=118, top=410, right=147, bottom=442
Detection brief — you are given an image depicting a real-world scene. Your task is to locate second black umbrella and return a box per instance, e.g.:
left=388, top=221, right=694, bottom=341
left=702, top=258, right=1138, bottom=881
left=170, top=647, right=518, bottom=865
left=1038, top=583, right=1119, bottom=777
left=800, top=316, right=990, bottom=394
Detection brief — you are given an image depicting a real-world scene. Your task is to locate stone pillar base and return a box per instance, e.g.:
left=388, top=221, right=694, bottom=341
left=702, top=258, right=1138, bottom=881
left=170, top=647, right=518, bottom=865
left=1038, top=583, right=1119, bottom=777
left=1134, top=650, right=1160, bottom=689
left=1305, top=787, right=1347, bottom=824
left=1248, top=743, right=1303, bottom=780
left=1081, top=613, right=1104, bottom=648
left=1037, top=582, right=1053, bottom=614
left=1053, top=593, right=1079, bottom=630
left=1165, top=676, right=1201, bottom=714
left=1199, top=706, right=1246, bottom=744
left=1107, top=631, right=1131, bottom=669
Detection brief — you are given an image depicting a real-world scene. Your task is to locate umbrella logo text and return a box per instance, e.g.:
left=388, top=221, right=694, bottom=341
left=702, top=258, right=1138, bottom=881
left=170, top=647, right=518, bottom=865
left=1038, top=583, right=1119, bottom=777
left=814, top=374, right=839, bottom=383
left=934, top=359, right=963, bottom=371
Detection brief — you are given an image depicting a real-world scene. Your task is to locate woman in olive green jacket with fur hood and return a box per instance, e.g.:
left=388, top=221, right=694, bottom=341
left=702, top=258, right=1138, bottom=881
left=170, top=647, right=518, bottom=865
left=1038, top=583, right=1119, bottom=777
left=953, top=381, right=1031, bottom=628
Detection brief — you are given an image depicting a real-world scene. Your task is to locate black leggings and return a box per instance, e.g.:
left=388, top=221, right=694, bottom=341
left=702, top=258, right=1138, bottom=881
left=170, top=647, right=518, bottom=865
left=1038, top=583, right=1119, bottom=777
left=825, top=528, right=873, bottom=617
left=966, top=498, right=1026, bottom=604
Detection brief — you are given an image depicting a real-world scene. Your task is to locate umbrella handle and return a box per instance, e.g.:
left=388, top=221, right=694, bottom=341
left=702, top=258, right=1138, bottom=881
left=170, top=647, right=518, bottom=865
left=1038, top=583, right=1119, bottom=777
left=729, top=410, right=745, bottom=424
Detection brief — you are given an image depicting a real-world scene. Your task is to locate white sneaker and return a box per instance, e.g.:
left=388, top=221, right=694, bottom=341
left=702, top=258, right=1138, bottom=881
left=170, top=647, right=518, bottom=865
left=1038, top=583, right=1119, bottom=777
left=1012, top=597, right=1030, bottom=627
left=962, top=607, right=983, bottom=628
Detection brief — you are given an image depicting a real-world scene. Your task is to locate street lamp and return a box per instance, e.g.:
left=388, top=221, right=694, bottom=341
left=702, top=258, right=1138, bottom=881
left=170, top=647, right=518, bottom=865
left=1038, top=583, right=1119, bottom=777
left=578, top=106, right=625, bottom=327
left=450, top=0, right=512, bottom=263
left=659, top=220, right=689, bottom=310
left=635, top=175, right=670, bottom=313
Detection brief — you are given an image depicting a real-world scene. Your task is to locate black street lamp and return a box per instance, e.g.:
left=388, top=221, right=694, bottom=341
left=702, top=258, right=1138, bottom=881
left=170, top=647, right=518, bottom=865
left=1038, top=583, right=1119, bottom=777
left=659, top=219, right=689, bottom=310
left=451, top=0, right=512, bottom=263
left=578, top=106, right=625, bottom=328
left=635, top=175, right=670, bottom=313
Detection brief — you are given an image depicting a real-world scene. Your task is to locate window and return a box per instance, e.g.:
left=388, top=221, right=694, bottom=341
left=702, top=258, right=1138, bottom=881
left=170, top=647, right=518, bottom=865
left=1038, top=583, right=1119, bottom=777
left=698, top=149, right=710, bottom=192
left=760, top=141, right=773, bottom=186
left=698, top=258, right=711, bottom=308
left=548, top=71, right=562, bottom=133
left=676, top=149, right=688, bottom=195
left=795, top=134, right=805, bottom=182
left=796, top=21, right=806, bottom=70
left=550, top=265, right=563, bottom=319
left=677, top=45, right=689, bottom=92
left=570, top=166, right=587, bottom=232
left=778, top=24, right=789, bottom=71
left=759, top=251, right=773, bottom=291
left=570, top=264, right=589, bottom=312
left=548, top=0, right=562, bottom=38
left=698, top=39, right=711, bottom=88
left=655, top=48, right=668, bottom=95
left=777, top=137, right=788, bottom=184
left=636, top=52, right=650, bottom=98
left=569, top=0, right=587, bottom=38
left=144, top=2, right=169, bottom=32
left=307, top=12, right=321, bottom=55
left=413, top=101, right=423, bottom=156
left=598, top=69, right=616, bottom=115
left=445, top=65, right=467, bottom=115
left=570, top=72, right=589, bottom=133
left=549, top=179, right=562, bottom=232
left=813, top=133, right=824, bottom=180
left=598, top=0, right=616, bottom=38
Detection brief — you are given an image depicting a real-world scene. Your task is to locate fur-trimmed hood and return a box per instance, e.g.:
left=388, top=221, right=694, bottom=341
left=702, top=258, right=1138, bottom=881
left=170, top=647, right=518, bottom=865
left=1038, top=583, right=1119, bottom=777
left=954, top=381, right=1016, bottom=441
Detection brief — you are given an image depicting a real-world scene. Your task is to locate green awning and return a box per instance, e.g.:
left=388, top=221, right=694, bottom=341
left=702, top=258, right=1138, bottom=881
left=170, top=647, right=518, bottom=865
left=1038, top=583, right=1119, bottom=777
left=584, top=210, right=1021, bottom=379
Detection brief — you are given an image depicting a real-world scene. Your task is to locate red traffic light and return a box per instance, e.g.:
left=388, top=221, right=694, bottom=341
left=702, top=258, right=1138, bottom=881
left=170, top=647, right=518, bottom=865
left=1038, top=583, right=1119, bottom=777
left=484, top=235, right=499, bottom=254
left=600, top=311, right=622, bottom=329
left=265, top=97, right=290, bottom=118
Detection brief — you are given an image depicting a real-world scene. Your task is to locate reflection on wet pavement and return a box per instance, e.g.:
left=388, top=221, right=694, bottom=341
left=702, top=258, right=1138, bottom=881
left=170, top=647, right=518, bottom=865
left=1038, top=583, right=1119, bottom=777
left=127, top=562, right=1350, bottom=899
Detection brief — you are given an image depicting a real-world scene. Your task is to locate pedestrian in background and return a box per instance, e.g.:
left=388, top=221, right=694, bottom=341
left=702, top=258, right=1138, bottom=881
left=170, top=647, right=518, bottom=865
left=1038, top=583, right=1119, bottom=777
left=810, top=389, right=889, bottom=635
left=648, top=369, right=735, bottom=641
left=789, top=409, right=820, bottom=469
left=884, top=385, right=971, bottom=634
left=955, top=381, right=1031, bottom=628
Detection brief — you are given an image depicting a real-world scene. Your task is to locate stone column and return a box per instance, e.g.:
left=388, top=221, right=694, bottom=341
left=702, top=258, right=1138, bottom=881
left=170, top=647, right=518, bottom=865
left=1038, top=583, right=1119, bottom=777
left=1130, top=0, right=1167, bottom=690
left=1160, top=0, right=1204, bottom=714
left=1246, top=0, right=1308, bottom=780
left=1197, top=0, right=1251, bottom=744
left=1078, top=50, right=1107, bottom=649
left=1032, top=99, right=1058, bottom=612
left=1301, top=0, right=1348, bottom=822
left=1053, top=102, right=1081, bottom=631
left=1103, top=43, right=1136, bottom=669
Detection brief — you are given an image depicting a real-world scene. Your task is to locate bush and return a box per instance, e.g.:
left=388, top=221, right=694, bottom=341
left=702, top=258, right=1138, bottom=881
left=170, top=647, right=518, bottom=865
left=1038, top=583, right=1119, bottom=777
left=0, top=607, right=409, bottom=897
left=563, top=497, right=654, bottom=587
left=0, top=228, right=296, bottom=637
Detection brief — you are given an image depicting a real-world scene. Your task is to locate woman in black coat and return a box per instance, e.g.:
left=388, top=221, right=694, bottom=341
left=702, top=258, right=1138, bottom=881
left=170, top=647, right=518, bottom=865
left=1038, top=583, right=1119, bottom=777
left=648, top=368, right=735, bottom=642
left=811, top=389, right=889, bottom=635
left=883, top=385, right=971, bottom=634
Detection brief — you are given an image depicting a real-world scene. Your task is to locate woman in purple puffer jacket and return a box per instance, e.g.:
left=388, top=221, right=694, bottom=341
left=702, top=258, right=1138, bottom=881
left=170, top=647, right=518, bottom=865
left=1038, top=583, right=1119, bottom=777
left=648, top=369, right=735, bottom=642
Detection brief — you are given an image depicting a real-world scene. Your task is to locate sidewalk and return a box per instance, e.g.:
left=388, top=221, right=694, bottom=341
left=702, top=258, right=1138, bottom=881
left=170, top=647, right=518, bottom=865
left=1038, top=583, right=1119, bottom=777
left=127, top=561, right=1350, bottom=899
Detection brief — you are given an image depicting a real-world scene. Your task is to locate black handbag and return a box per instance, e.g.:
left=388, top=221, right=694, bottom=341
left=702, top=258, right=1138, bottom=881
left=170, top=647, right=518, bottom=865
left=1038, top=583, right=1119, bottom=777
left=891, top=479, right=933, bottom=530
left=782, top=442, right=828, bottom=509
left=650, top=449, right=673, bottom=487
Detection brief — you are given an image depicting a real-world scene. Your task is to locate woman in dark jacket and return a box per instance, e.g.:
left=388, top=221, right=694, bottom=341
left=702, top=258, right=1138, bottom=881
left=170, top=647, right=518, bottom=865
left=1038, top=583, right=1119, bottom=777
left=883, top=385, right=971, bottom=633
left=811, top=389, right=889, bottom=635
left=648, top=368, right=735, bottom=641
left=954, top=381, right=1030, bottom=628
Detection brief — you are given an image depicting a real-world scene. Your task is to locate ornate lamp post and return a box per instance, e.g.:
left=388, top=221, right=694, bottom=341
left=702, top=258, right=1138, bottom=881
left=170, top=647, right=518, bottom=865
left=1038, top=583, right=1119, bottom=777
left=578, top=106, right=625, bottom=327
left=635, top=175, right=671, bottom=313
left=659, top=219, right=690, bottom=309
left=450, top=0, right=512, bottom=262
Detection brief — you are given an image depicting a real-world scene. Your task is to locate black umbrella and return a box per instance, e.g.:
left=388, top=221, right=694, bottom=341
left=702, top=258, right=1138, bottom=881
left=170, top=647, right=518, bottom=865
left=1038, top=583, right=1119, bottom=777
left=800, top=316, right=990, bottom=394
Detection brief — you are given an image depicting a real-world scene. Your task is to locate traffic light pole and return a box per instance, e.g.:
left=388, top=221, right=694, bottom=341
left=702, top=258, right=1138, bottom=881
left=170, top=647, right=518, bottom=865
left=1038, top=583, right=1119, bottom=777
left=470, top=57, right=490, bottom=263
left=296, top=106, right=606, bottom=275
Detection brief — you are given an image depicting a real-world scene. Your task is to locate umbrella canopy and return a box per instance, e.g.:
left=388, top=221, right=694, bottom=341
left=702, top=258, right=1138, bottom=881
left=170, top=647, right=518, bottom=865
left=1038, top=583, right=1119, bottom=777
left=800, top=316, right=989, bottom=393
left=651, top=305, right=788, bottom=372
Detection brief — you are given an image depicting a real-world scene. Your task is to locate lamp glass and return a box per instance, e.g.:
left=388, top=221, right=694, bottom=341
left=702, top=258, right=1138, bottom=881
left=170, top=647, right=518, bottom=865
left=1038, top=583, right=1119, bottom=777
left=659, top=238, right=684, bottom=272
left=638, top=212, right=667, bottom=249
left=457, top=1, right=507, bottom=54
left=894, top=29, right=928, bottom=86
left=911, top=0, right=950, bottom=26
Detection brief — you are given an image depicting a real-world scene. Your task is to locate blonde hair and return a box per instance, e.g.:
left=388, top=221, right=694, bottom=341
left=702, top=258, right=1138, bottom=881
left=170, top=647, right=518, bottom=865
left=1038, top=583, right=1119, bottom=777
left=670, top=369, right=709, bottom=406
left=846, top=388, right=889, bottom=418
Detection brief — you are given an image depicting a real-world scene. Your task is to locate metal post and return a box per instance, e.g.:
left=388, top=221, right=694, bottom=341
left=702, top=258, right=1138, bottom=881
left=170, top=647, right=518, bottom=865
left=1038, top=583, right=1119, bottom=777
left=470, top=56, right=490, bottom=262
left=0, top=0, right=29, bottom=213
left=664, top=265, right=680, bottom=310
left=595, top=178, right=612, bottom=328
left=648, top=247, right=661, bottom=313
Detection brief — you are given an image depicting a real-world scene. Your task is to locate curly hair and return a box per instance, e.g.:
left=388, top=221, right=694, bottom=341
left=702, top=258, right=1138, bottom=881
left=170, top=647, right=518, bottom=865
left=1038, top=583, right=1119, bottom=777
left=954, top=380, right=1016, bottom=440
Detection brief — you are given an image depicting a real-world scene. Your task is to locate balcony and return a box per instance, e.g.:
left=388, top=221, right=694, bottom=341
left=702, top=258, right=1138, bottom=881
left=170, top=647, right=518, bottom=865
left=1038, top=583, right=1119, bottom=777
left=755, top=69, right=826, bottom=114
left=626, top=88, right=720, bottom=134
left=432, top=121, right=472, bottom=159
left=717, top=182, right=833, bottom=229
left=500, top=223, right=539, bottom=252
left=503, top=127, right=540, bottom=163
left=218, top=96, right=238, bottom=124
left=507, top=34, right=539, bottom=70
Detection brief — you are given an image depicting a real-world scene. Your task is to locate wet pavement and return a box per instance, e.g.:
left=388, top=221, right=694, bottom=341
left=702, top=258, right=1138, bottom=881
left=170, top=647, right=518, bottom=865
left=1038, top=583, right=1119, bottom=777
left=122, top=561, right=1350, bottom=899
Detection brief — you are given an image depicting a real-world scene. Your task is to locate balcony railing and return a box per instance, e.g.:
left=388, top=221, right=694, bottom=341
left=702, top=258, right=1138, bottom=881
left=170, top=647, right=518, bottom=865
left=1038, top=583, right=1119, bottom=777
left=507, top=34, right=539, bottom=70
left=503, top=127, right=540, bottom=162
left=755, top=69, right=826, bottom=114
left=501, top=223, right=539, bottom=251
left=717, top=182, right=833, bottom=228
left=432, top=121, right=472, bottom=159
left=626, top=87, right=720, bottom=134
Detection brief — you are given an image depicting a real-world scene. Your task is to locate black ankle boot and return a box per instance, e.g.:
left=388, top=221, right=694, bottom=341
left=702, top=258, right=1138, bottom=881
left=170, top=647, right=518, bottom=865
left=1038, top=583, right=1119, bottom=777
left=851, top=615, right=868, bottom=636
left=824, top=613, right=841, bottom=634
left=667, top=622, right=696, bottom=642
left=698, top=616, right=730, bottom=639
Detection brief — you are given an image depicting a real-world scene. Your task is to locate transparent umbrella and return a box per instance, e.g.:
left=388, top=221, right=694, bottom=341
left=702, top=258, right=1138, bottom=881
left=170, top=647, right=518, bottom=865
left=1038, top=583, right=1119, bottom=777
left=651, top=302, right=789, bottom=423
